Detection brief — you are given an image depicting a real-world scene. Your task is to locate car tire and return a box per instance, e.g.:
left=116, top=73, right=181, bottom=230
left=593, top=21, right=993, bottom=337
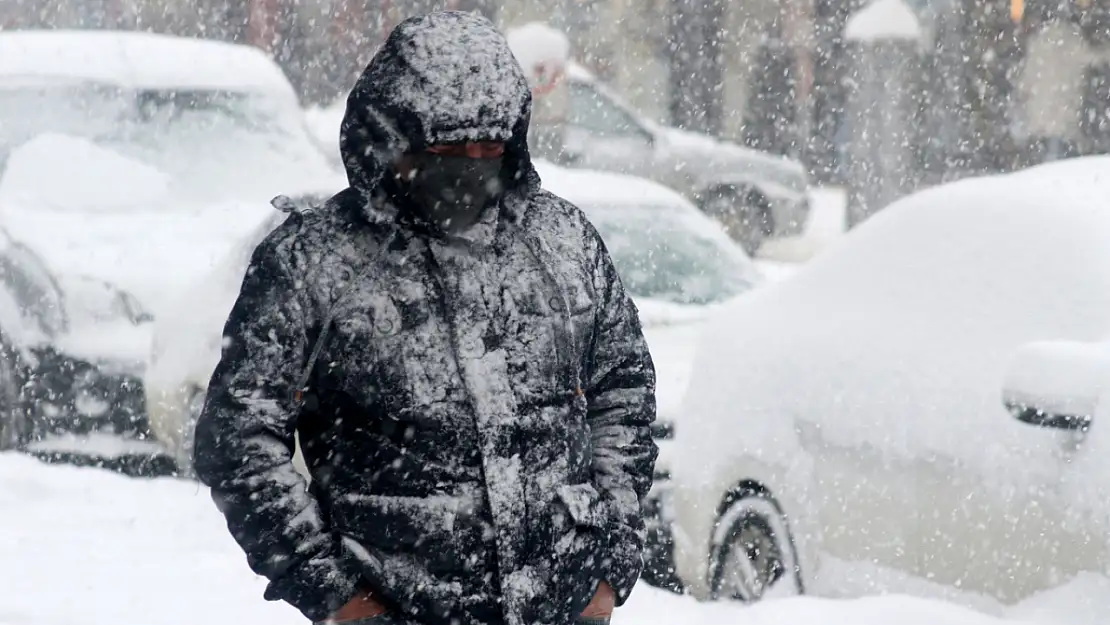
left=709, top=488, right=804, bottom=602
left=0, top=341, right=27, bottom=451
left=701, top=188, right=774, bottom=256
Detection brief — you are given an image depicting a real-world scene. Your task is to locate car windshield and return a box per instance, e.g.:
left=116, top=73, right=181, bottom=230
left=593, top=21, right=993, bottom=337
left=583, top=203, right=755, bottom=306
left=0, top=241, right=66, bottom=340
left=58, top=275, right=151, bottom=327
left=0, top=83, right=332, bottom=202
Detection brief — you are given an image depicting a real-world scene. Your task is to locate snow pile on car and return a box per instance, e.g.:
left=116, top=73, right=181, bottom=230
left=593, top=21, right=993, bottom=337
left=303, top=100, right=345, bottom=156
left=1, top=194, right=275, bottom=318
left=145, top=210, right=285, bottom=391
left=676, top=156, right=1110, bottom=502
left=1002, top=340, right=1110, bottom=421
left=0, top=133, right=171, bottom=210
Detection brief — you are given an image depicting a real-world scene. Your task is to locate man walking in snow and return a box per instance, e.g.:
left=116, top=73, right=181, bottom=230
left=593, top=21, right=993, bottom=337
left=192, top=11, right=657, bottom=625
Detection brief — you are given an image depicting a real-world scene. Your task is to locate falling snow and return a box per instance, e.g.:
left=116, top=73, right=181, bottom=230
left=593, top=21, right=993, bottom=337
left=2, top=0, right=1110, bottom=624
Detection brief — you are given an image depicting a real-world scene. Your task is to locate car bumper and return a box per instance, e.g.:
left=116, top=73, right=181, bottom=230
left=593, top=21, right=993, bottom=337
left=26, top=348, right=149, bottom=439
left=22, top=348, right=177, bottom=476
left=25, top=431, right=176, bottom=476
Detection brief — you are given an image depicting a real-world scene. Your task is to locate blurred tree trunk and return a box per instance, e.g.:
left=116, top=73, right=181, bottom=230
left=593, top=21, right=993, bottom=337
left=667, top=0, right=724, bottom=135
left=745, top=34, right=799, bottom=156
left=743, top=33, right=799, bottom=157
left=318, top=0, right=384, bottom=102
left=810, top=0, right=859, bottom=184
left=247, top=0, right=280, bottom=53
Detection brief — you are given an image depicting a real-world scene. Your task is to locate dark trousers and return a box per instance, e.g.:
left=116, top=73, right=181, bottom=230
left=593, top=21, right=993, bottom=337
left=319, top=616, right=613, bottom=625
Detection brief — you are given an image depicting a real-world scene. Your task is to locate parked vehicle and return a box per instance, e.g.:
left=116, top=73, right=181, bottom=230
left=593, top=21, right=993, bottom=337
left=143, top=162, right=762, bottom=586
left=0, top=30, right=345, bottom=310
left=551, top=63, right=811, bottom=255
left=0, top=226, right=162, bottom=474
left=668, top=156, right=1110, bottom=605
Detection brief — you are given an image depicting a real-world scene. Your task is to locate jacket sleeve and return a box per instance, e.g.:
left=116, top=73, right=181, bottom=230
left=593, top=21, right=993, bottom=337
left=192, top=223, right=361, bottom=622
left=584, top=234, right=659, bottom=605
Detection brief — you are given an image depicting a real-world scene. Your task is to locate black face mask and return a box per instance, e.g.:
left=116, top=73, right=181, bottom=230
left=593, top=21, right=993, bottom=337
left=401, top=154, right=504, bottom=234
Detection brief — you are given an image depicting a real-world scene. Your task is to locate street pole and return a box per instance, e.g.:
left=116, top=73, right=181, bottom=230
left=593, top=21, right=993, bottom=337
left=667, top=0, right=724, bottom=135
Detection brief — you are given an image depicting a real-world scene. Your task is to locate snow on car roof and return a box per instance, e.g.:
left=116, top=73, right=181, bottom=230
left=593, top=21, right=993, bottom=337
left=675, top=156, right=1110, bottom=504
left=0, top=30, right=297, bottom=99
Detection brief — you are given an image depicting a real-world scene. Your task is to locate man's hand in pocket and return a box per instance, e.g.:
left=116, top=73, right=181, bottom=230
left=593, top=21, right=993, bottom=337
left=330, top=588, right=387, bottom=623
left=581, top=581, right=615, bottom=618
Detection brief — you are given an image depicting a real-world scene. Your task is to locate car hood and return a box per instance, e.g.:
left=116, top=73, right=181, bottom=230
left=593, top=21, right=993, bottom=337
left=0, top=134, right=344, bottom=315
left=651, top=125, right=807, bottom=190
left=1, top=201, right=287, bottom=319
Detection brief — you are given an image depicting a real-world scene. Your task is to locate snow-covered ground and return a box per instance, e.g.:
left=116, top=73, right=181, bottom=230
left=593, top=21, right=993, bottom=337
left=0, top=454, right=1103, bottom=625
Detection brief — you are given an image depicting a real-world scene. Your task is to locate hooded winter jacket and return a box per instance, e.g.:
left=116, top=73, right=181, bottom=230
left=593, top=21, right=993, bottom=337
left=193, top=11, right=657, bottom=625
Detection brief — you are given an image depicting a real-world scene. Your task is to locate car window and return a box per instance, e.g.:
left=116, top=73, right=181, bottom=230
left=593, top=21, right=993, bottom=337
left=583, top=203, right=755, bottom=305
left=0, top=84, right=333, bottom=203
left=567, top=82, right=649, bottom=139
left=0, top=244, right=66, bottom=339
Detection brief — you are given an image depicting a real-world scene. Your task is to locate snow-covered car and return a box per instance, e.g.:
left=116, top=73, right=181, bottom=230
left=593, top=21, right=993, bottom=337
left=0, top=226, right=162, bottom=473
left=669, top=156, right=1110, bottom=606
left=552, top=63, right=810, bottom=255
left=0, top=30, right=340, bottom=199
left=0, top=30, right=346, bottom=311
left=143, top=161, right=761, bottom=582
left=502, top=23, right=809, bottom=255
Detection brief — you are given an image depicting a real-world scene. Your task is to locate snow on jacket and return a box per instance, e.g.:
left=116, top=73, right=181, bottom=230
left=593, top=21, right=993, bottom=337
left=192, top=11, right=658, bottom=625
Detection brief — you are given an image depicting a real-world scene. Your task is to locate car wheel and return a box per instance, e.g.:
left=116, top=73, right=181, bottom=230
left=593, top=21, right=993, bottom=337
left=0, top=342, right=26, bottom=450
left=709, top=489, right=803, bottom=602
left=701, top=188, right=774, bottom=256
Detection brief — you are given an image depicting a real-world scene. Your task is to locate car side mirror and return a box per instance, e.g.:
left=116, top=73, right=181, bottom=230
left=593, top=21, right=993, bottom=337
left=1005, top=403, right=1092, bottom=432
left=1001, top=341, right=1110, bottom=433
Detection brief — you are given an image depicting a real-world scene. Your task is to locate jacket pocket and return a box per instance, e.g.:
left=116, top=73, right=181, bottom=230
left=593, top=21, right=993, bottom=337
left=316, top=613, right=395, bottom=625
left=556, top=483, right=606, bottom=529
